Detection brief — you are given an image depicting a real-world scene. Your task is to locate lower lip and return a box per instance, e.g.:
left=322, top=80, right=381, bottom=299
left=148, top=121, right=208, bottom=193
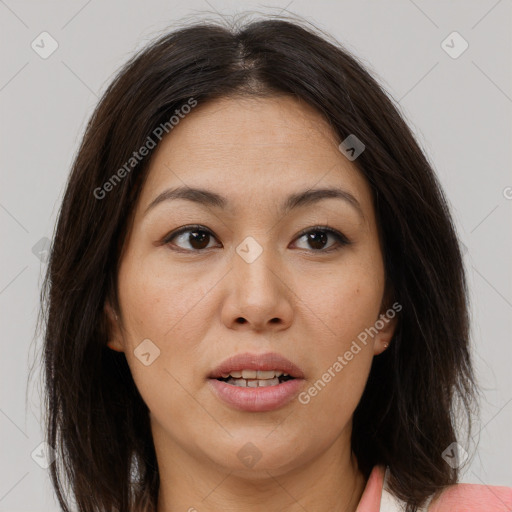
left=208, top=378, right=304, bottom=412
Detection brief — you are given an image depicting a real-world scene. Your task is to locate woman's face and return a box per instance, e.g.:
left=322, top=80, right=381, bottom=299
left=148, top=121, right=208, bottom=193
left=106, top=95, right=396, bottom=477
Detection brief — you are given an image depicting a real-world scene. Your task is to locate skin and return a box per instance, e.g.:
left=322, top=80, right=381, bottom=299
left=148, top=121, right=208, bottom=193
left=106, top=94, right=397, bottom=512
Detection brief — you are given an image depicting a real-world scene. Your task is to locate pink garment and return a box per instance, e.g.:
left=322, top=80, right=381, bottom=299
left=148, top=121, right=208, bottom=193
left=356, top=464, right=512, bottom=511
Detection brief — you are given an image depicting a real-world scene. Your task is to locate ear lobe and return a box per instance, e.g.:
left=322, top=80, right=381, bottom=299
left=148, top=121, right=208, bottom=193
left=107, top=340, right=124, bottom=352
left=104, top=301, right=124, bottom=353
left=373, top=309, right=398, bottom=356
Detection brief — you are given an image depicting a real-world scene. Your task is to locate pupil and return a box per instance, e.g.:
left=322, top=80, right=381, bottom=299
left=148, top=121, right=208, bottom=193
left=309, top=231, right=327, bottom=250
left=190, top=230, right=209, bottom=250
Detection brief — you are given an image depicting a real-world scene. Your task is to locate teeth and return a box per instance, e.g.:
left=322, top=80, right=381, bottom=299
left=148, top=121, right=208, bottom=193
left=256, top=370, right=278, bottom=379
left=217, top=369, right=291, bottom=384
left=229, top=377, right=280, bottom=387
left=226, top=370, right=285, bottom=379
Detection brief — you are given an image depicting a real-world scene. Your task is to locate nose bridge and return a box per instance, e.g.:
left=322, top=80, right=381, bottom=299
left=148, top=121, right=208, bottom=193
left=233, top=234, right=281, bottom=300
left=222, top=233, right=293, bottom=330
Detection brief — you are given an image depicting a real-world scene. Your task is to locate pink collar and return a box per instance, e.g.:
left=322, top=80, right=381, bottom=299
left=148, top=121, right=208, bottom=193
left=355, top=464, right=386, bottom=512
left=354, top=464, right=512, bottom=512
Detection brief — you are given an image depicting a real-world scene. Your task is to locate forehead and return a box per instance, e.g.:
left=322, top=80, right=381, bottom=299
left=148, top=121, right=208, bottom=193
left=136, top=95, right=373, bottom=220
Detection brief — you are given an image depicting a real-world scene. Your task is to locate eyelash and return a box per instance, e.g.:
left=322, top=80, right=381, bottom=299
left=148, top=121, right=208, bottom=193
left=162, top=224, right=351, bottom=254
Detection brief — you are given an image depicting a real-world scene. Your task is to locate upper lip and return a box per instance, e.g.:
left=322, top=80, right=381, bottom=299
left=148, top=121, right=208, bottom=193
left=209, top=352, right=305, bottom=379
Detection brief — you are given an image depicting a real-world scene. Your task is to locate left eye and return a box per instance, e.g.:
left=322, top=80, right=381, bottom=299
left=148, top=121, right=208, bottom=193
left=163, top=225, right=350, bottom=253
left=293, top=227, right=350, bottom=252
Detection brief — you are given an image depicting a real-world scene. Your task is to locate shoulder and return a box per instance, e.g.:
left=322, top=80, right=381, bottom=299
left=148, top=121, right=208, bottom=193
left=427, top=481, right=512, bottom=511
left=377, top=466, right=512, bottom=512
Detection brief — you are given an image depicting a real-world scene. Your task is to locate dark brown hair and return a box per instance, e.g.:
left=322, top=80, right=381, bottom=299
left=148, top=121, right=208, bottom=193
left=36, top=13, right=479, bottom=512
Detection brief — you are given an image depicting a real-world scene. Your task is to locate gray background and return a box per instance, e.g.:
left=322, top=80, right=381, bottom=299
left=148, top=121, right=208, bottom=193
left=1, top=0, right=511, bottom=510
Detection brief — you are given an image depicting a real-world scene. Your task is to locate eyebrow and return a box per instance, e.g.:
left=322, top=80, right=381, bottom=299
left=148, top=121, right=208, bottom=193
left=144, top=185, right=364, bottom=220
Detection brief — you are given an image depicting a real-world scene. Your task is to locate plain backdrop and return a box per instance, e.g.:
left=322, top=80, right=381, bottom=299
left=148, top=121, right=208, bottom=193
left=0, top=0, right=511, bottom=510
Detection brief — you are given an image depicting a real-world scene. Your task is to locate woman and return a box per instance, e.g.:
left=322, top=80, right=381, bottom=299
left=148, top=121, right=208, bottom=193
left=39, top=14, right=512, bottom=512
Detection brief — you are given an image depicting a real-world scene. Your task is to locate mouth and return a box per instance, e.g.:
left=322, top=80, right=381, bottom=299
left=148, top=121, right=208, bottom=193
left=207, top=352, right=305, bottom=412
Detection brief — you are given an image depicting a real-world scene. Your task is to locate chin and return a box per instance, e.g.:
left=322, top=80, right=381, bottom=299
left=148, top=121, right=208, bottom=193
left=200, top=434, right=314, bottom=476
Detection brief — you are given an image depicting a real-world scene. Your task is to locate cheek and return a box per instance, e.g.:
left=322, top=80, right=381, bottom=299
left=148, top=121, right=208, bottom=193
left=295, top=349, right=372, bottom=454
left=117, top=251, right=215, bottom=345
left=296, top=292, right=376, bottom=437
left=300, top=260, right=384, bottom=348
left=116, top=254, right=212, bottom=404
left=293, top=259, right=382, bottom=421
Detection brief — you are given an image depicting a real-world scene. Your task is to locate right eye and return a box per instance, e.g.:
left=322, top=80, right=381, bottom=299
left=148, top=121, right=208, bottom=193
left=163, top=225, right=221, bottom=252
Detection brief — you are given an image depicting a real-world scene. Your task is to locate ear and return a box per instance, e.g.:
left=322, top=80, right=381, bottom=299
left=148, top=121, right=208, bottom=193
left=373, top=308, right=398, bottom=355
left=373, top=285, right=399, bottom=355
left=104, top=301, right=125, bottom=353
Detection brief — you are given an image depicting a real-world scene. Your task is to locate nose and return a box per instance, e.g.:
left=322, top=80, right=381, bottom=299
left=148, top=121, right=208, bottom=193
left=220, top=242, right=294, bottom=333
